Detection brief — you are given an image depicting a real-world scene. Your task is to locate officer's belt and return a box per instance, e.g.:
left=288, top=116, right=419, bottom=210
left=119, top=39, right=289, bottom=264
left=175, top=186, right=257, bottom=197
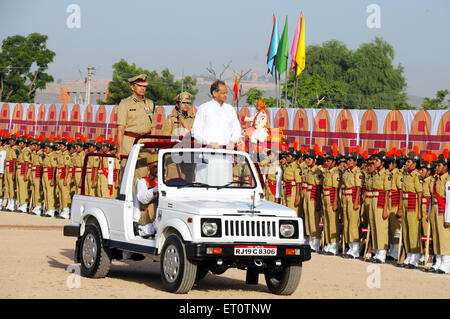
left=124, top=131, right=140, bottom=138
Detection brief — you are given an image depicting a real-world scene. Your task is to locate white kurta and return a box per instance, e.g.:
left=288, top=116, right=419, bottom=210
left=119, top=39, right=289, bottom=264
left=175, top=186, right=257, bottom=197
left=191, top=99, right=242, bottom=146
left=133, top=178, right=158, bottom=236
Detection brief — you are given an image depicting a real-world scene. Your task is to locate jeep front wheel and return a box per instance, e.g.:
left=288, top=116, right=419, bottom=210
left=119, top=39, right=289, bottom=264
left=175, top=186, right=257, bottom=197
left=80, top=224, right=111, bottom=278
left=160, top=235, right=197, bottom=294
left=264, top=263, right=302, bottom=295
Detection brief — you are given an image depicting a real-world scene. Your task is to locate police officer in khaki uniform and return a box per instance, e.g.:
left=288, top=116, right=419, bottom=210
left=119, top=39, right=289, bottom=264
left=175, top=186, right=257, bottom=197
left=281, top=148, right=301, bottom=210
left=303, top=149, right=324, bottom=253
left=161, top=92, right=195, bottom=138
left=72, top=137, right=86, bottom=195
left=398, top=149, right=423, bottom=269
left=42, top=138, right=58, bottom=217
left=4, top=134, right=20, bottom=212
left=117, top=74, right=156, bottom=159
left=15, top=135, right=32, bottom=213
left=55, top=139, right=72, bottom=219
left=321, top=149, right=340, bottom=255
left=85, top=140, right=100, bottom=197
left=419, top=157, right=434, bottom=266
left=29, top=137, right=44, bottom=216
left=425, top=154, right=450, bottom=274
left=341, top=151, right=363, bottom=258
left=370, top=152, right=392, bottom=263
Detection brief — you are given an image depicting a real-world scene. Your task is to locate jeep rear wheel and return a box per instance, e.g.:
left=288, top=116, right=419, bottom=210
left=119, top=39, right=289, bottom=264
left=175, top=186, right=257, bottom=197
left=160, top=235, right=197, bottom=294
left=80, top=224, right=111, bottom=278
left=264, top=263, right=302, bottom=295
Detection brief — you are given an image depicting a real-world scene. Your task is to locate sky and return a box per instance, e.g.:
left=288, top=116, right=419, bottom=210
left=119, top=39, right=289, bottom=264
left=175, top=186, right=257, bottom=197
left=0, top=0, right=449, bottom=98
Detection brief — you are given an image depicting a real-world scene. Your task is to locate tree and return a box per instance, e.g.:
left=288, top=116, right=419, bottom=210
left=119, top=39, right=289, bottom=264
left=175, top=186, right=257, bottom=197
left=105, top=59, right=197, bottom=105
left=422, top=89, right=449, bottom=110
left=245, top=87, right=266, bottom=105
left=282, top=37, right=408, bottom=109
left=0, top=33, right=55, bottom=102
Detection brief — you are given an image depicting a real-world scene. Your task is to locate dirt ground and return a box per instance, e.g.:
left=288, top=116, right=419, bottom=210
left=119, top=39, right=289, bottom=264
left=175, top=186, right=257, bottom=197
left=0, top=211, right=448, bottom=299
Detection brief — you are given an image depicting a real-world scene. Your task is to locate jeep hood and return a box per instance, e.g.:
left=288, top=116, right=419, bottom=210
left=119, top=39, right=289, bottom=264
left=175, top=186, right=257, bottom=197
left=160, top=198, right=296, bottom=217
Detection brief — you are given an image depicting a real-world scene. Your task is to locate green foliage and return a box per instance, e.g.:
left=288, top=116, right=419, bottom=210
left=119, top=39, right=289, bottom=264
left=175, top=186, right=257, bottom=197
left=282, top=37, right=408, bottom=109
left=245, top=87, right=266, bottom=105
left=422, top=89, right=449, bottom=110
left=0, top=33, right=55, bottom=102
left=105, top=59, right=198, bottom=105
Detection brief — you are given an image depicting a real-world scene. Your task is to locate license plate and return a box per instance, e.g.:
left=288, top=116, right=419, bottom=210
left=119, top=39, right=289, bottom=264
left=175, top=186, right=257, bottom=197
left=234, top=245, right=277, bottom=256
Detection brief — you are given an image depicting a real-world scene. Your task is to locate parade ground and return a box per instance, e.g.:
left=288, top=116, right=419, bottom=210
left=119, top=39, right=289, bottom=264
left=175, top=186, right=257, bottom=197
left=0, top=211, right=448, bottom=299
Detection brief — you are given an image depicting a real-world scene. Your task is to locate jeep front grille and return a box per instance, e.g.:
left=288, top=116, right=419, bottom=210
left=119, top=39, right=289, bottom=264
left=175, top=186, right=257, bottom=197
left=223, top=218, right=277, bottom=238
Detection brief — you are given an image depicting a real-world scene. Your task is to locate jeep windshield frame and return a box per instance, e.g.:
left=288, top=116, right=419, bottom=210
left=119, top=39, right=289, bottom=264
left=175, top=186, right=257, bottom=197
left=161, top=150, right=258, bottom=190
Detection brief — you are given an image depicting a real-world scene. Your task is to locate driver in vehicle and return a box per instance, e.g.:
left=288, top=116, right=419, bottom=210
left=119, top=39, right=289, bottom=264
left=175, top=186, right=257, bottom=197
left=133, top=153, right=158, bottom=238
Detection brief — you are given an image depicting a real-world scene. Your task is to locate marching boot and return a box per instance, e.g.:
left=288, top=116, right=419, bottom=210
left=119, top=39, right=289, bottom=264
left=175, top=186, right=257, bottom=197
left=11, top=199, right=17, bottom=212
left=58, top=208, right=70, bottom=219
left=377, top=250, right=387, bottom=263
left=436, top=255, right=449, bottom=274
left=32, top=206, right=42, bottom=216
left=311, top=238, right=321, bottom=252
left=17, top=204, right=28, bottom=213
left=6, top=199, right=13, bottom=211
left=388, top=244, right=398, bottom=260
left=44, top=209, right=55, bottom=218
left=329, top=242, right=339, bottom=255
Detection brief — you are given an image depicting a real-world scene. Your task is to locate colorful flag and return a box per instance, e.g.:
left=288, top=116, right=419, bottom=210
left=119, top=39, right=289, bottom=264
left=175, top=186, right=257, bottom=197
left=295, top=12, right=305, bottom=77
left=233, top=76, right=239, bottom=101
left=267, top=15, right=280, bottom=75
left=275, top=16, right=289, bottom=75
left=290, top=12, right=302, bottom=72
left=266, top=14, right=276, bottom=73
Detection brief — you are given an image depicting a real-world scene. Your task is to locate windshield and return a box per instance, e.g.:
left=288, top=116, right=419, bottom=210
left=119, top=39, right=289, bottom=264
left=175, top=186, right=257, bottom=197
left=163, top=151, right=256, bottom=189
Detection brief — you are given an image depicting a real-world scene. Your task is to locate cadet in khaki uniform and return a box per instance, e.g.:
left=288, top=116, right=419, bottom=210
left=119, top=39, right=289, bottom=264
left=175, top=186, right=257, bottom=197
left=117, top=74, right=156, bottom=159
left=386, top=152, right=403, bottom=261
left=419, top=158, right=434, bottom=265
left=72, top=138, right=86, bottom=195
left=341, top=151, right=363, bottom=258
left=29, top=138, right=44, bottom=216
left=370, top=152, right=392, bottom=263
left=97, top=139, right=120, bottom=198
left=321, top=149, right=340, bottom=255
left=161, top=92, right=195, bottom=138
left=281, top=149, right=301, bottom=210
left=4, top=134, right=19, bottom=211
left=262, top=151, right=282, bottom=204
left=15, top=136, right=32, bottom=213
left=303, top=150, right=323, bottom=252
left=85, top=140, right=100, bottom=197
left=363, top=160, right=375, bottom=259
left=398, top=150, right=423, bottom=269
left=55, top=139, right=72, bottom=219
left=297, top=152, right=308, bottom=220
left=42, top=138, right=58, bottom=217
left=67, top=139, right=77, bottom=198
left=425, top=154, right=450, bottom=274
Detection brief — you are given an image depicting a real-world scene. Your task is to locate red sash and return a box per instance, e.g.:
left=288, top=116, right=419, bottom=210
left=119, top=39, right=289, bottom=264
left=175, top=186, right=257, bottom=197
left=324, top=188, right=336, bottom=205
left=406, top=192, right=417, bottom=212
left=391, top=190, right=400, bottom=207
left=267, top=179, right=276, bottom=197
left=375, top=190, right=386, bottom=209
left=283, top=179, right=295, bottom=197
left=310, top=184, right=321, bottom=201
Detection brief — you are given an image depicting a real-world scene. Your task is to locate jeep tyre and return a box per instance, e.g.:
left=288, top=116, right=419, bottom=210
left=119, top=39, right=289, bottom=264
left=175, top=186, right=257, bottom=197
left=160, top=234, right=197, bottom=293
left=264, top=263, right=302, bottom=295
left=80, top=224, right=111, bottom=278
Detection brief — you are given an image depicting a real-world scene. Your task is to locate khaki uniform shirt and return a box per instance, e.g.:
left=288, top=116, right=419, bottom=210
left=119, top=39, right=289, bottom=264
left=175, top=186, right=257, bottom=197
left=342, top=166, right=363, bottom=189
left=401, top=169, right=423, bottom=194
left=161, top=113, right=195, bottom=137
left=322, top=166, right=340, bottom=189
left=372, top=167, right=392, bottom=192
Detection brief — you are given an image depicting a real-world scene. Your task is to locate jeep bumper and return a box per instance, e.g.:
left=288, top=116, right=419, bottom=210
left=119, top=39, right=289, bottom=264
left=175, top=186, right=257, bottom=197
left=185, top=242, right=311, bottom=262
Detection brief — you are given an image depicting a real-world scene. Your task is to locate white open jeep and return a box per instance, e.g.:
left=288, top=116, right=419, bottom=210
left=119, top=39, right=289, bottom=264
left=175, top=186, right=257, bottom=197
left=64, top=137, right=310, bottom=295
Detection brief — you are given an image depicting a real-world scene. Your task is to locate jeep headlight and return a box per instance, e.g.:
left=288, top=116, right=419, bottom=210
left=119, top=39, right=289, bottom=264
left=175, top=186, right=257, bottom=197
left=280, top=224, right=295, bottom=238
left=202, top=222, right=218, bottom=237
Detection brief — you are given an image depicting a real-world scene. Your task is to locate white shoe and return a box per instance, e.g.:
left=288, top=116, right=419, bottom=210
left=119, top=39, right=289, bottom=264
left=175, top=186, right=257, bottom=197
left=437, top=255, right=450, bottom=274
left=32, top=206, right=42, bottom=216
left=376, top=250, right=387, bottom=263
left=329, top=243, right=339, bottom=255
left=409, top=253, right=420, bottom=267
left=348, top=242, right=360, bottom=258
left=388, top=244, right=398, bottom=260
left=138, top=223, right=155, bottom=237
left=59, top=208, right=70, bottom=219
left=324, top=244, right=330, bottom=253
left=18, top=204, right=28, bottom=213
left=6, top=199, right=13, bottom=211
left=432, top=255, right=442, bottom=271
left=10, top=199, right=17, bottom=211
left=419, top=254, right=425, bottom=264
left=45, top=209, right=55, bottom=218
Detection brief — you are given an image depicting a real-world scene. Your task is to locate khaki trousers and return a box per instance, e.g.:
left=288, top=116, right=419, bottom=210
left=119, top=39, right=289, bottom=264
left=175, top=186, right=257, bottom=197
left=322, top=195, right=339, bottom=243
left=57, top=176, right=71, bottom=209
left=371, top=198, right=389, bottom=250
left=342, top=195, right=360, bottom=243
left=430, top=205, right=450, bottom=255
left=402, top=199, right=421, bottom=254
left=304, top=192, right=321, bottom=239
left=16, top=171, right=29, bottom=205
left=42, top=173, right=55, bottom=210
left=31, top=175, right=42, bottom=207
left=388, top=200, right=401, bottom=246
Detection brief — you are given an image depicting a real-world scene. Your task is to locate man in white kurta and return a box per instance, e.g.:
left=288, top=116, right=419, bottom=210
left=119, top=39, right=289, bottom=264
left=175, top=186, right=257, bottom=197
left=191, top=80, right=242, bottom=186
